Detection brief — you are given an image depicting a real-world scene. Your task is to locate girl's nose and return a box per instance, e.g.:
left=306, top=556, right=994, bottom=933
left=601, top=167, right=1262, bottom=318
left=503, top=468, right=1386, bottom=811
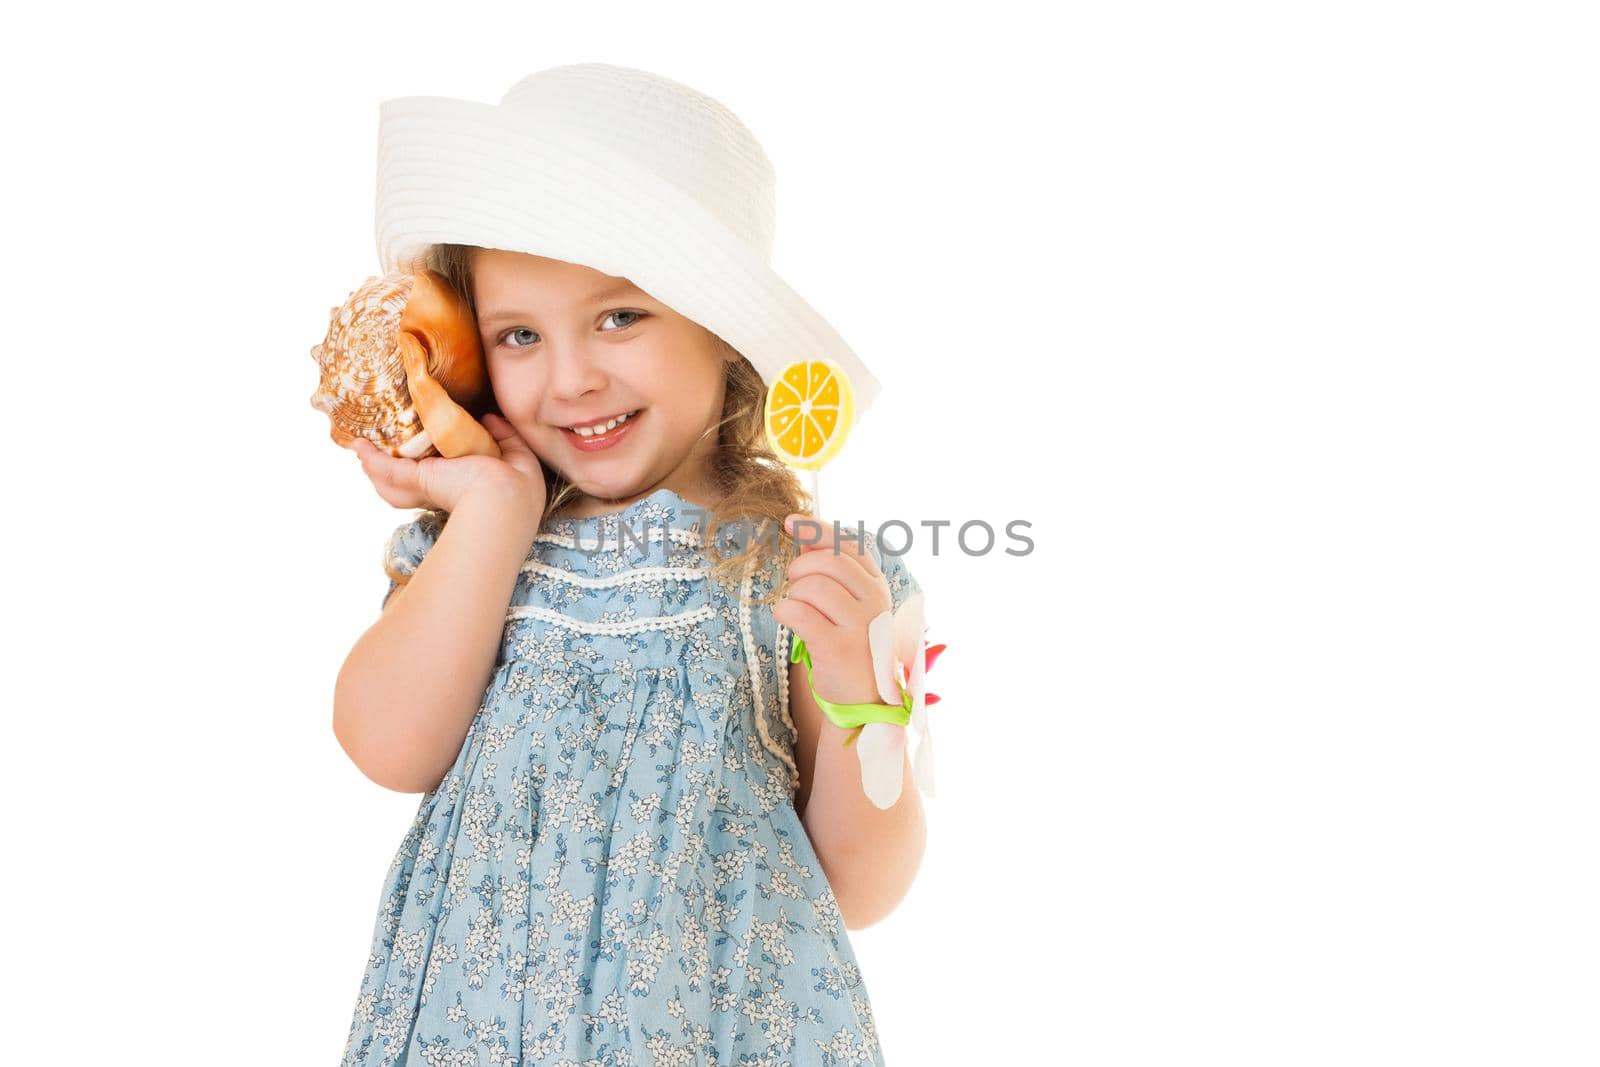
left=543, top=341, right=610, bottom=401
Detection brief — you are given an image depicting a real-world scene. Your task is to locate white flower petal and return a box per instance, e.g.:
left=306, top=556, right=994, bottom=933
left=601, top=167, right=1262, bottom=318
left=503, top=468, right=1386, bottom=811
left=893, top=593, right=925, bottom=669
left=912, top=724, right=935, bottom=797
left=855, top=723, right=905, bottom=810
left=868, top=611, right=900, bottom=706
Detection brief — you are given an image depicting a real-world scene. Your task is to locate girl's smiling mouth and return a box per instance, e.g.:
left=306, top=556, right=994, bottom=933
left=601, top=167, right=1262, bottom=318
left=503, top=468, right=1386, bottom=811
left=561, top=408, right=642, bottom=450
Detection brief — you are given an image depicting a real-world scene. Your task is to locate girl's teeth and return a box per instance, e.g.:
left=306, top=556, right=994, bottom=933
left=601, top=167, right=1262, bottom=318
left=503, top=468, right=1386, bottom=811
left=572, top=410, right=635, bottom=436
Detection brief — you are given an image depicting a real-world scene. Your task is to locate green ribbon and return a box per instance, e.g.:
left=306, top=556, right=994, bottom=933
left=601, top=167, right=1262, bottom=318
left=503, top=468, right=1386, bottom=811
left=789, top=636, right=912, bottom=738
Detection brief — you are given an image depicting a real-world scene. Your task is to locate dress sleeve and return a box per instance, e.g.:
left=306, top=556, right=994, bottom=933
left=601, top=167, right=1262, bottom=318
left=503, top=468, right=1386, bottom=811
left=381, top=509, right=446, bottom=608
left=864, top=528, right=923, bottom=615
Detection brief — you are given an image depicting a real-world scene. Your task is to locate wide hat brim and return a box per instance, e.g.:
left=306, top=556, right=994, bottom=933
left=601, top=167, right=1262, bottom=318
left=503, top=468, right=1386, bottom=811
left=374, top=95, right=882, bottom=419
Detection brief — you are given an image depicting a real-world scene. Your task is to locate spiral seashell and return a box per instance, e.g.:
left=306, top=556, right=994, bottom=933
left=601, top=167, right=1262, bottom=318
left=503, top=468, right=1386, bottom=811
left=309, top=269, right=499, bottom=459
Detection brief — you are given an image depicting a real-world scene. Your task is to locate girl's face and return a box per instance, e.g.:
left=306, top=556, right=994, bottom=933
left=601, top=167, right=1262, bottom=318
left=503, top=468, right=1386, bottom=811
left=472, top=249, right=736, bottom=509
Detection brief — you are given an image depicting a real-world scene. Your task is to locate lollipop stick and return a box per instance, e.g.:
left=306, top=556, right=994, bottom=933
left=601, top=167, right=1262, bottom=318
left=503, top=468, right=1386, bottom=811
left=810, top=468, right=820, bottom=522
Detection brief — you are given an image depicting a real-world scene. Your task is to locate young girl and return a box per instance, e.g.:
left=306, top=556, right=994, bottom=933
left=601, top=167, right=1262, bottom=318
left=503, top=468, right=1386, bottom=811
left=333, top=65, right=932, bottom=1065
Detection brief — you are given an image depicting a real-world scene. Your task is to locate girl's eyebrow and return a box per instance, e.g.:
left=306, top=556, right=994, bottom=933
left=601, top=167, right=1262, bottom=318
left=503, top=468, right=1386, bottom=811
left=479, top=279, right=641, bottom=325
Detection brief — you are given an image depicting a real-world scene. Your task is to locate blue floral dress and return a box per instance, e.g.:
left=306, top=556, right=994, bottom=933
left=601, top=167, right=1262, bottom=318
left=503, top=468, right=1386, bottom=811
left=340, top=487, right=921, bottom=1066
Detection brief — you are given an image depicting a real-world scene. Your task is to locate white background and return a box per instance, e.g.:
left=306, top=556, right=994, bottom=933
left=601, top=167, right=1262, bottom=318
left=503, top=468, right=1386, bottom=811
left=6, top=1, right=1596, bottom=1063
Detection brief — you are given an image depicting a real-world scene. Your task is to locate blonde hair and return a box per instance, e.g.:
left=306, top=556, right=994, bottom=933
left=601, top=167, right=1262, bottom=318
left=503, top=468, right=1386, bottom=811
left=392, top=243, right=815, bottom=783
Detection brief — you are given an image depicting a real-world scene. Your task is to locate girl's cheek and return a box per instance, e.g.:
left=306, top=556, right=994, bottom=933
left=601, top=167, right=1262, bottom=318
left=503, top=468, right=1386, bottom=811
left=487, top=361, right=542, bottom=422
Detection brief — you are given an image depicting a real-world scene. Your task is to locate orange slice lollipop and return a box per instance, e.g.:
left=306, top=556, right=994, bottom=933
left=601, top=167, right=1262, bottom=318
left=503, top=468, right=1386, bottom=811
left=764, top=358, right=855, bottom=471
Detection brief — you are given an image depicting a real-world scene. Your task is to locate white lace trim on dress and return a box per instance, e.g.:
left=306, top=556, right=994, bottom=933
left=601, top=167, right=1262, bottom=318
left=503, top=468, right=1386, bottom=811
left=520, top=561, right=711, bottom=587
left=532, top=526, right=706, bottom=552
left=504, top=602, right=717, bottom=635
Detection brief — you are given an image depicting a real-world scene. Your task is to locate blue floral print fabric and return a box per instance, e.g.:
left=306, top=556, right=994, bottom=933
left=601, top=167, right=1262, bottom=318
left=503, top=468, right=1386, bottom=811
left=341, top=487, right=921, bottom=1066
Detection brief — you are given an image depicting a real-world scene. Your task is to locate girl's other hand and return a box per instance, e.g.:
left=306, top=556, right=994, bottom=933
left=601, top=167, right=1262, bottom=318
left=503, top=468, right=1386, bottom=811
left=774, top=514, right=893, bottom=708
left=351, top=413, right=548, bottom=516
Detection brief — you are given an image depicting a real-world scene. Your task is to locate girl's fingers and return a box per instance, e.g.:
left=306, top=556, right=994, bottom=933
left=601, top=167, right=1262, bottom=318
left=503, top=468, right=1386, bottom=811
left=485, top=413, right=535, bottom=455
left=786, top=550, right=883, bottom=605
left=786, top=513, right=883, bottom=581
left=413, top=456, right=444, bottom=509
left=783, top=572, right=867, bottom=629
left=772, top=593, right=831, bottom=652
left=484, top=415, right=547, bottom=484
left=354, top=438, right=424, bottom=507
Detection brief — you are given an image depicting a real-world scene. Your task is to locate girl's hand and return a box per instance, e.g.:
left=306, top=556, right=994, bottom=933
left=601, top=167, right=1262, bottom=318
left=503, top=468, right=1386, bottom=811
left=351, top=413, right=547, bottom=516
left=772, top=514, right=893, bottom=708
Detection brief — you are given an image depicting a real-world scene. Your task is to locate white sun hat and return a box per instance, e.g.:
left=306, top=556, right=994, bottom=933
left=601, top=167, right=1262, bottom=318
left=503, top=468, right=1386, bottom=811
left=373, top=62, right=882, bottom=419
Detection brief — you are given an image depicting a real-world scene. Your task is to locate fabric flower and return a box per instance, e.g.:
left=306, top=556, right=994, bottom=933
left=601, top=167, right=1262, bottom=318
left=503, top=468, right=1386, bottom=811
left=850, top=592, right=947, bottom=809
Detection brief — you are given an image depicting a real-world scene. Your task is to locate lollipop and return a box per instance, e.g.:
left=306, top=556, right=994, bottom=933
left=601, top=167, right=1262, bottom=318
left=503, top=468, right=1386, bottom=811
left=762, top=357, right=855, bottom=516
left=309, top=269, right=501, bottom=459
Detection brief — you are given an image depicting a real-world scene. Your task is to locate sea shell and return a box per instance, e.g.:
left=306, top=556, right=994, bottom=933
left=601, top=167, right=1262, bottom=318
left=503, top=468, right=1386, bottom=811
left=309, top=269, right=498, bottom=459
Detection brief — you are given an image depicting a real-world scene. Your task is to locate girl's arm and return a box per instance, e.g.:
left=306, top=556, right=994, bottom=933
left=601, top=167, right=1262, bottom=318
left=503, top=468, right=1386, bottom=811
left=791, top=664, right=928, bottom=930
left=332, top=476, right=542, bottom=793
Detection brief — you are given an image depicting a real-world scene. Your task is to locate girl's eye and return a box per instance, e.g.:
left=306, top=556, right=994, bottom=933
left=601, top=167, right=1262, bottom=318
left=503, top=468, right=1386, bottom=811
left=497, top=311, right=646, bottom=349
left=601, top=309, right=646, bottom=331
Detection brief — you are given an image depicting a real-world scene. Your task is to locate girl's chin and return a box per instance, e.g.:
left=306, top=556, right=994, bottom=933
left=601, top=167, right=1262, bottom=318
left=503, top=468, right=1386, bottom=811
left=562, top=478, right=642, bottom=500
left=550, top=465, right=634, bottom=492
